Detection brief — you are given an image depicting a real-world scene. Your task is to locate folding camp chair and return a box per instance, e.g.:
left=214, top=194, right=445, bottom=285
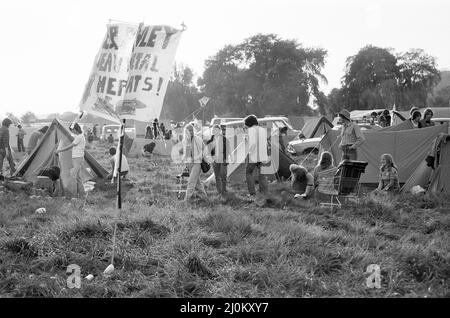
left=316, top=160, right=368, bottom=209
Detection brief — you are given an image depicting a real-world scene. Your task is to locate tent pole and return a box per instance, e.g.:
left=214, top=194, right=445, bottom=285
left=111, top=118, right=125, bottom=266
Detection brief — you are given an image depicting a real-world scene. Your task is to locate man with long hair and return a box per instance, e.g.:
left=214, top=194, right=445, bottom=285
left=244, top=115, right=269, bottom=197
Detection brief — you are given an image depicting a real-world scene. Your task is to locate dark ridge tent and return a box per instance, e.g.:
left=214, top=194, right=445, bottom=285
left=13, top=119, right=108, bottom=196
left=300, top=116, right=334, bottom=139
left=319, top=123, right=449, bottom=191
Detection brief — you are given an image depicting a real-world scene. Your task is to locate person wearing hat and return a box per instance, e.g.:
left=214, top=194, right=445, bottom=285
left=0, top=118, right=16, bottom=178
left=338, top=109, right=365, bottom=161
left=418, top=108, right=435, bottom=128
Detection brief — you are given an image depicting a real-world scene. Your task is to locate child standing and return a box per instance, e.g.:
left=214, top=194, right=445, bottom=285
left=108, top=146, right=129, bottom=180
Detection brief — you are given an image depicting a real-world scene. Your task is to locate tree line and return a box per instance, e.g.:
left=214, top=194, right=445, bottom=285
left=162, top=34, right=450, bottom=122
left=7, top=34, right=450, bottom=123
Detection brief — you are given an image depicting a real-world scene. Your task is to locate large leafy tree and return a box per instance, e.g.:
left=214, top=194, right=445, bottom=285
left=5, top=112, right=20, bottom=124
left=342, top=45, right=399, bottom=111
left=198, top=34, right=328, bottom=118
left=161, top=64, right=200, bottom=122
left=339, top=46, right=440, bottom=111
left=20, top=111, right=37, bottom=125
left=433, top=85, right=450, bottom=107
left=397, top=49, right=441, bottom=108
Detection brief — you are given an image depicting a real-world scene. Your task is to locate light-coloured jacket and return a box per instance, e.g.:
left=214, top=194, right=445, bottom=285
left=183, top=135, right=212, bottom=164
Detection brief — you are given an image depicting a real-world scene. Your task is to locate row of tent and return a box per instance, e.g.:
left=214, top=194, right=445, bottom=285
left=320, top=120, right=450, bottom=195
left=11, top=107, right=450, bottom=196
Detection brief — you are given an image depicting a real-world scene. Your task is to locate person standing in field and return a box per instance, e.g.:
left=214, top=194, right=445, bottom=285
left=153, top=119, right=159, bottom=138
left=56, top=123, right=86, bottom=198
left=206, top=124, right=231, bottom=196
left=0, top=118, right=16, bottom=178
left=16, top=124, right=26, bottom=152
left=338, top=109, right=365, bottom=161
left=107, top=146, right=129, bottom=181
left=244, top=115, right=269, bottom=197
left=145, top=125, right=154, bottom=139
left=182, top=123, right=212, bottom=202
left=27, top=126, right=48, bottom=154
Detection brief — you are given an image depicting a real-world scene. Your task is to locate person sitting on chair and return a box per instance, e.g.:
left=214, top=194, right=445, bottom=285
left=313, top=151, right=335, bottom=188
left=289, top=164, right=314, bottom=199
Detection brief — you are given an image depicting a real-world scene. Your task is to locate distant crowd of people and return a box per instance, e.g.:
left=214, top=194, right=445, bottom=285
left=366, top=107, right=436, bottom=129
left=145, top=118, right=172, bottom=140
left=0, top=106, right=439, bottom=200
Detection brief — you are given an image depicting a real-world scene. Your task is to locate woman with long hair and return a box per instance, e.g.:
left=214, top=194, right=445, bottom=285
left=56, top=123, right=86, bottom=198
left=418, top=108, right=435, bottom=128
left=410, top=111, right=422, bottom=129
left=373, top=153, right=400, bottom=195
left=313, top=151, right=335, bottom=188
left=182, top=123, right=212, bottom=202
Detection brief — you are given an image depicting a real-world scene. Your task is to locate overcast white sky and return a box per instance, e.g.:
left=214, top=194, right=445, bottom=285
left=0, top=0, right=449, bottom=117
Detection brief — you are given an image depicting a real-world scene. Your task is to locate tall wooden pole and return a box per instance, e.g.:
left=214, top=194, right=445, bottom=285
left=117, top=118, right=125, bottom=209
left=111, top=118, right=125, bottom=265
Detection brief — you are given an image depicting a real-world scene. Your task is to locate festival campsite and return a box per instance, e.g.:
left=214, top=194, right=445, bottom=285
left=0, top=12, right=449, bottom=300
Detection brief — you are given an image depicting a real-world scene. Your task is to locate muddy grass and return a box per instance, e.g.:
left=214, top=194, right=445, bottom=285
left=0, top=142, right=449, bottom=298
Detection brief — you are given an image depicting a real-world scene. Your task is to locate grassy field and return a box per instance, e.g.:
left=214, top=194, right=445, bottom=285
left=0, top=141, right=449, bottom=298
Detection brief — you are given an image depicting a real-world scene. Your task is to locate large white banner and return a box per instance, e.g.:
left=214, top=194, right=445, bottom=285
left=79, top=23, right=182, bottom=123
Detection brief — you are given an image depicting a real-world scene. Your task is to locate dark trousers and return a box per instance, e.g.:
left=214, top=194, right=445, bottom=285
left=0, top=149, right=16, bottom=176
left=17, top=137, right=25, bottom=152
left=341, top=147, right=357, bottom=161
left=213, top=162, right=227, bottom=194
left=246, top=162, right=268, bottom=195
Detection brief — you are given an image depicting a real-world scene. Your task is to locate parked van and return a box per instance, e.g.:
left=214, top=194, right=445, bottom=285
left=100, top=124, right=136, bottom=142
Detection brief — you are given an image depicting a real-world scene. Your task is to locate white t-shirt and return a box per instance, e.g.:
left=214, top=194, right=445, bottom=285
left=72, top=134, right=86, bottom=158
left=113, top=154, right=129, bottom=176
